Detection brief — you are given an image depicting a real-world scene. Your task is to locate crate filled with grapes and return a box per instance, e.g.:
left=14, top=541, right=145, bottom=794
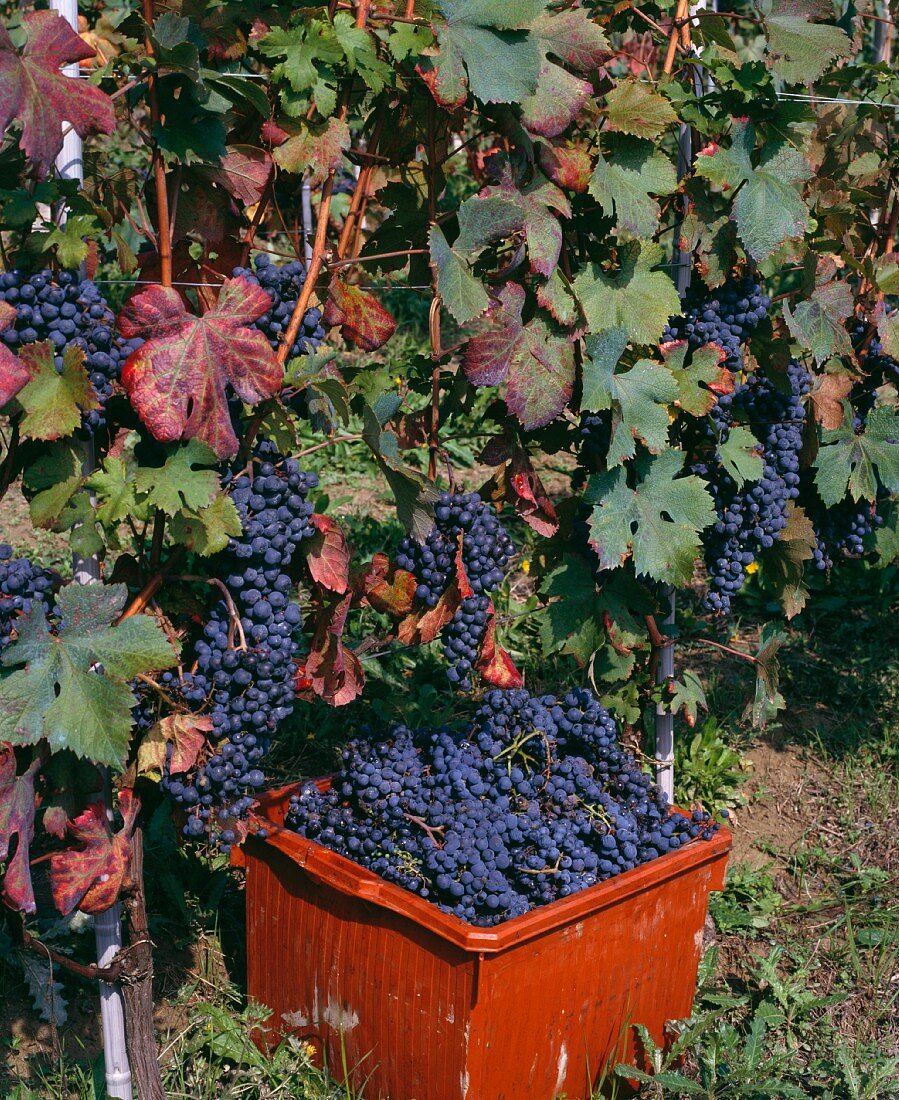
left=236, top=687, right=730, bottom=1100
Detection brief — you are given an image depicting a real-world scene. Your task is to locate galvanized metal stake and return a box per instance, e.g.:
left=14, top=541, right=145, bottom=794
left=654, top=1, right=711, bottom=802
left=50, top=1, right=133, bottom=1095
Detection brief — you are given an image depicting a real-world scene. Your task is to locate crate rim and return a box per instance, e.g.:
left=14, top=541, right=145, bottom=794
left=241, top=780, right=732, bottom=956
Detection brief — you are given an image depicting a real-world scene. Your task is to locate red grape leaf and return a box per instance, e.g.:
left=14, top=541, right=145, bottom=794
left=261, top=119, right=289, bottom=146
left=477, top=608, right=523, bottom=689
left=137, top=714, right=212, bottom=779
left=480, top=433, right=558, bottom=537
left=397, top=541, right=471, bottom=644
left=306, top=514, right=350, bottom=594
left=305, top=594, right=364, bottom=707
left=397, top=584, right=461, bottom=645
left=356, top=553, right=417, bottom=618
left=42, top=804, right=68, bottom=840
left=273, top=117, right=350, bottom=187
left=536, top=140, right=593, bottom=193
left=0, top=744, right=42, bottom=913
left=137, top=239, right=245, bottom=311
left=0, top=302, right=28, bottom=407
left=323, top=278, right=397, bottom=352
left=0, top=11, right=115, bottom=179
left=463, top=283, right=575, bottom=429
left=207, top=145, right=274, bottom=206
left=118, top=276, right=282, bottom=459
left=49, top=789, right=140, bottom=916
left=521, top=62, right=592, bottom=138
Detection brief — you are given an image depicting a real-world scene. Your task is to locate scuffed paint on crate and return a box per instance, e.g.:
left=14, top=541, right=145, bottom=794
left=240, top=782, right=731, bottom=1100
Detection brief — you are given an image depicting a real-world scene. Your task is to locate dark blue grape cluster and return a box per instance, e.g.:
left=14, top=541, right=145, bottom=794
left=231, top=254, right=326, bottom=361
left=850, top=319, right=899, bottom=415
left=396, top=491, right=514, bottom=689
left=285, top=686, right=718, bottom=926
left=696, top=361, right=809, bottom=613
left=807, top=496, right=882, bottom=571
left=576, top=410, right=612, bottom=474
left=161, top=440, right=319, bottom=848
left=0, top=545, right=56, bottom=652
left=663, top=273, right=770, bottom=371
left=0, top=269, right=143, bottom=434
left=332, top=168, right=357, bottom=196
left=441, top=595, right=490, bottom=689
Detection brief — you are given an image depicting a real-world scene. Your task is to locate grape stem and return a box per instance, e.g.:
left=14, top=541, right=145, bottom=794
left=404, top=814, right=445, bottom=847
left=682, top=636, right=760, bottom=665
left=116, top=547, right=185, bottom=624
left=176, top=575, right=247, bottom=650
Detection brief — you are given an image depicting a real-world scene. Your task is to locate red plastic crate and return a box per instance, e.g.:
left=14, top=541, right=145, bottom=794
left=238, top=783, right=731, bottom=1100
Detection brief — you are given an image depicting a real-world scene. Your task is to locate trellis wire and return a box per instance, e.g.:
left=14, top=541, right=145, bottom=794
left=49, top=2, right=132, bottom=1097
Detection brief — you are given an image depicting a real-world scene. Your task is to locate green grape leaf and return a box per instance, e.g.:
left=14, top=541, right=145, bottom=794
left=813, top=406, right=899, bottom=505
left=749, top=624, right=786, bottom=728
left=66, top=493, right=104, bottom=559
left=663, top=341, right=731, bottom=417
left=580, top=327, right=628, bottom=409
left=873, top=255, right=899, bottom=297
left=168, top=492, right=242, bottom=556
left=20, top=952, right=67, bottom=1024
left=456, top=163, right=570, bottom=277
left=462, top=283, right=575, bottom=429
left=530, top=7, right=609, bottom=70
left=454, top=194, right=525, bottom=254
left=582, top=334, right=678, bottom=464
left=15, top=343, right=99, bottom=441
left=585, top=450, right=715, bottom=585
left=538, top=558, right=648, bottom=668
left=588, top=136, right=678, bottom=238
left=133, top=440, right=220, bottom=517
left=763, top=0, right=851, bottom=85
left=536, top=269, right=580, bottom=326
left=783, top=279, right=853, bottom=365
left=386, top=22, right=435, bottom=62
left=538, top=555, right=602, bottom=665
left=603, top=78, right=678, bottom=140
left=429, top=224, right=488, bottom=324
left=24, top=444, right=84, bottom=530
left=420, top=0, right=546, bottom=107
left=86, top=457, right=137, bottom=527
left=718, top=425, right=764, bottom=487
left=41, top=215, right=100, bottom=269
left=573, top=240, right=681, bottom=345
left=258, top=22, right=343, bottom=96
left=362, top=403, right=438, bottom=541
left=695, top=120, right=811, bottom=262
left=0, top=584, right=178, bottom=768
left=678, top=184, right=737, bottom=289
left=873, top=504, right=899, bottom=567
left=667, top=671, right=708, bottom=726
